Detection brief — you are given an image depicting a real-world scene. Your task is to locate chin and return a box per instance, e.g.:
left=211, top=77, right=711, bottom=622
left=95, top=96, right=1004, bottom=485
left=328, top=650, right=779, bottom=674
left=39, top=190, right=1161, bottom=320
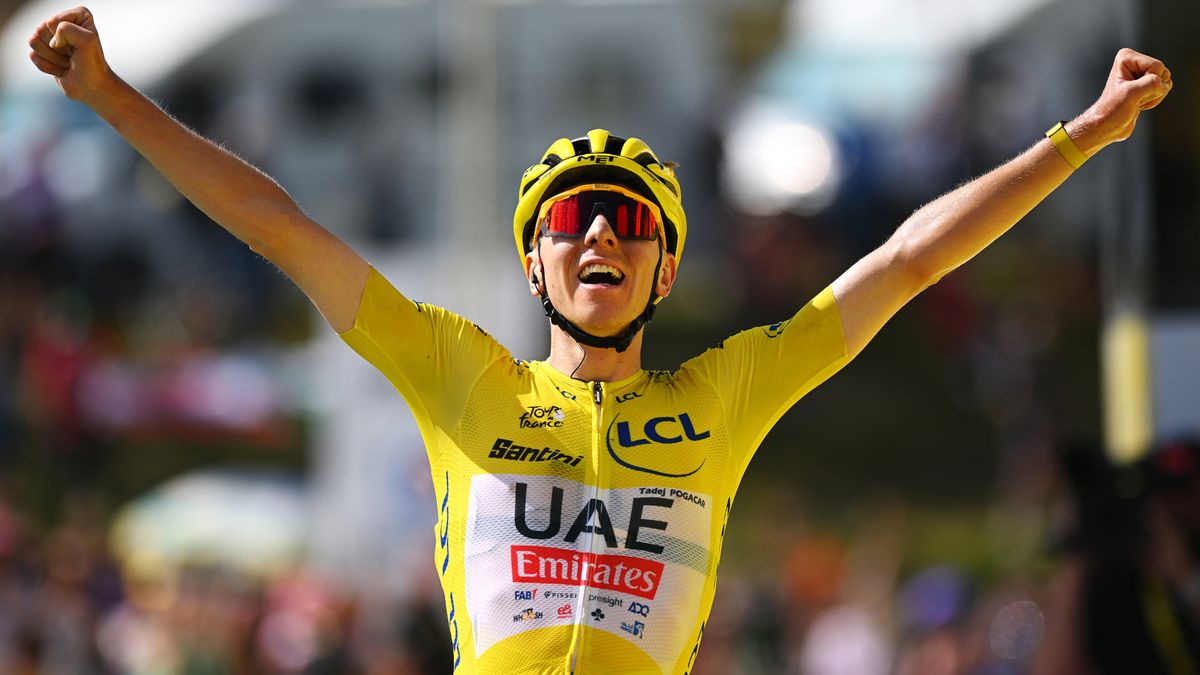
left=564, top=303, right=640, bottom=337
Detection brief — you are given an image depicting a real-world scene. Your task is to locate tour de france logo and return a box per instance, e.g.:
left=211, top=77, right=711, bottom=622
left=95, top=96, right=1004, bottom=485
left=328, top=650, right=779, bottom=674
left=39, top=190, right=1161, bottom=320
left=520, top=405, right=565, bottom=429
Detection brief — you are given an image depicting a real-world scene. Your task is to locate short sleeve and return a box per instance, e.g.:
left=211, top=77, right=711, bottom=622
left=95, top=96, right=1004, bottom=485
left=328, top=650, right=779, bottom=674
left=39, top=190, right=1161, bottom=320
left=338, top=266, right=508, bottom=434
left=681, top=286, right=851, bottom=480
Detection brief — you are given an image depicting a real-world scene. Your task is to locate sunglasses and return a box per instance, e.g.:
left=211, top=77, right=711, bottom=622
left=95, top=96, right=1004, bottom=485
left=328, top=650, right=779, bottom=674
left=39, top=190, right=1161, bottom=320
left=536, top=184, right=662, bottom=242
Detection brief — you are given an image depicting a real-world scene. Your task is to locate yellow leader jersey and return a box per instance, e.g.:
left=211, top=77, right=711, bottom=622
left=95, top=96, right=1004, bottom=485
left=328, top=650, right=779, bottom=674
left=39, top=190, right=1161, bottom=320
left=339, top=267, right=851, bottom=674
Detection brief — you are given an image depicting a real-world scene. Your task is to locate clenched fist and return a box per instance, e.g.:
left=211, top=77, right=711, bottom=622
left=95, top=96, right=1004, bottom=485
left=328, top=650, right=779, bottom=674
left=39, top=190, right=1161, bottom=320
left=27, top=6, right=115, bottom=104
left=1075, top=48, right=1173, bottom=154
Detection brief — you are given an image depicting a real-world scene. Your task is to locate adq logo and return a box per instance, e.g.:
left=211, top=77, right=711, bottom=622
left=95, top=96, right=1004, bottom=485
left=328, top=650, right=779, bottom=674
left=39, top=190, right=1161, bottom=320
left=628, top=602, right=650, bottom=617
left=606, top=414, right=708, bottom=477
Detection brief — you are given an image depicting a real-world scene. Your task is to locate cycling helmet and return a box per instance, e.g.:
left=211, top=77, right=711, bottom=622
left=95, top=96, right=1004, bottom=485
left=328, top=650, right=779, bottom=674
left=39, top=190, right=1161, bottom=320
left=513, top=129, right=687, bottom=352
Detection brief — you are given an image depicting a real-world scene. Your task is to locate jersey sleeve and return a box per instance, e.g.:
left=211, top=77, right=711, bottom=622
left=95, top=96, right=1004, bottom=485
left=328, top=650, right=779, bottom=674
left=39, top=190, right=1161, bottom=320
left=337, top=266, right=507, bottom=438
left=681, top=286, right=851, bottom=481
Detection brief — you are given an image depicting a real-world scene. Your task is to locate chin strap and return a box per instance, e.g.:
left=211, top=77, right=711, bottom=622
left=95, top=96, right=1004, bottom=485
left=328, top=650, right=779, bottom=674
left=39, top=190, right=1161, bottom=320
left=536, top=238, right=663, bottom=353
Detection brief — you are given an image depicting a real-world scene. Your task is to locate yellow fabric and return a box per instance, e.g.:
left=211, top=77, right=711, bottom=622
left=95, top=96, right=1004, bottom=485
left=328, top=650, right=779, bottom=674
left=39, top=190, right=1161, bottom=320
left=339, top=266, right=851, bottom=674
left=1045, top=121, right=1088, bottom=170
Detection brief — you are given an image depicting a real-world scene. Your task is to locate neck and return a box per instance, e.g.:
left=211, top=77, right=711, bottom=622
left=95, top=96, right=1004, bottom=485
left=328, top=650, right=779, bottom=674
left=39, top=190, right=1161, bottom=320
left=546, top=324, right=645, bottom=382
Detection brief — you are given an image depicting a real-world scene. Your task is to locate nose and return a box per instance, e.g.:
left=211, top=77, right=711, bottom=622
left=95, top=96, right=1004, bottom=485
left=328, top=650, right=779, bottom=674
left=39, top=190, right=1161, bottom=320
left=584, top=213, right=618, bottom=248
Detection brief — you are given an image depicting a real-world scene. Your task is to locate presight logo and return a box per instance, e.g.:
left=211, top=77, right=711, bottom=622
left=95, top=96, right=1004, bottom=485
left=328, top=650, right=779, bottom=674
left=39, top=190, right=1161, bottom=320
left=605, top=414, right=708, bottom=477
left=519, top=405, right=565, bottom=429
left=490, top=438, right=583, bottom=468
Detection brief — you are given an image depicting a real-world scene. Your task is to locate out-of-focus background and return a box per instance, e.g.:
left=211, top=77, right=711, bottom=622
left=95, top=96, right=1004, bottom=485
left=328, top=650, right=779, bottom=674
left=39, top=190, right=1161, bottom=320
left=1, top=0, right=1198, bottom=673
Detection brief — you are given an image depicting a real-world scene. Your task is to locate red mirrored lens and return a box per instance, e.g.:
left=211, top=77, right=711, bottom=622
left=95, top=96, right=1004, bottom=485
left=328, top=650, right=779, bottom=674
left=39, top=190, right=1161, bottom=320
left=542, top=191, right=657, bottom=240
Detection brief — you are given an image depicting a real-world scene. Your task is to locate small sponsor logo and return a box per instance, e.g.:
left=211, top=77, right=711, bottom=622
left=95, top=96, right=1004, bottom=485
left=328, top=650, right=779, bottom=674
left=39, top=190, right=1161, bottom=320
left=554, top=384, right=577, bottom=401
left=591, top=608, right=606, bottom=620
left=762, top=319, right=790, bottom=338
left=587, top=593, right=623, bottom=609
left=615, top=391, right=642, bottom=404
left=628, top=602, right=650, bottom=617
left=513, top=608, right=544, bottom=623
left=543, top=590, right=578, bottom=600
left=490, top=438, right=582, bottom=468
left=510, top=545, right=665, bottom=600
left=514, top=589, right=537, bottom=601
left=558, top=604, right=573, bottom=618
left=620, top=620, right=645, bottom=638
left=519, top=405, right=565, bottom=429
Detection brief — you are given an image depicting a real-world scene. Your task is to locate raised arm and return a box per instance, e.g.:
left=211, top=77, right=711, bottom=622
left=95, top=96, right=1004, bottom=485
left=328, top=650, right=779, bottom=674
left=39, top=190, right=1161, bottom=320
left=831, top=48, right=1173, bottom=358
left=28, top=6, right=369, bottom=333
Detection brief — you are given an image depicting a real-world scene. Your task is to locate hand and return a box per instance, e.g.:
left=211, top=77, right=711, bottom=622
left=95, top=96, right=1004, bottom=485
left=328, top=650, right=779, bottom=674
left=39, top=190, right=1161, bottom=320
left=1076, top=48, right=1172, bottom=152
left=27, top=6, right=116, bottom=105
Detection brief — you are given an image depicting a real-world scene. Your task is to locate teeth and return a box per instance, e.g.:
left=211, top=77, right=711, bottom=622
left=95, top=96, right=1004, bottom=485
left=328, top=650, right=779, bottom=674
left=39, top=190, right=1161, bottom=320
left=579, top=264, right=624, bottom=281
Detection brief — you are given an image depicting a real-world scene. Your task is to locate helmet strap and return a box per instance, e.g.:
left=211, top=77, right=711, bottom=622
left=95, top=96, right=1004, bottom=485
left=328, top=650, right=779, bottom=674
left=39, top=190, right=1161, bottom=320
left=536, top=237, right=662, bottom=354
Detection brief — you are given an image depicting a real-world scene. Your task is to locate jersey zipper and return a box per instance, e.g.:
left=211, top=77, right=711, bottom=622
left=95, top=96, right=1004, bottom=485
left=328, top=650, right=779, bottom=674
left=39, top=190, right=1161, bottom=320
left=569, top=381, right=605, bottom=675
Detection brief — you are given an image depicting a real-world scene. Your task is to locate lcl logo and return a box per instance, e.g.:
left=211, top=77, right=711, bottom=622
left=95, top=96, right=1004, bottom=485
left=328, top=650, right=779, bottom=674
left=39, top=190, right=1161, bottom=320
left=606, top=414, right=708, bottom=477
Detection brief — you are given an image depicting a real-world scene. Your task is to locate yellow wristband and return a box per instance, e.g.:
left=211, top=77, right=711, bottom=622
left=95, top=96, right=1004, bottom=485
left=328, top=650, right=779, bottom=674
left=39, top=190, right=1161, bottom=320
left=1045, top=121, right=1087, bottom=170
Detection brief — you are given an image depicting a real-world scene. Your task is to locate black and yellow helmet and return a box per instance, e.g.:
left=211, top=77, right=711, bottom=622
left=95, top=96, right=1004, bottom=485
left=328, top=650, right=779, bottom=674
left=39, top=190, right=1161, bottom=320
left=513, top=128, right=687, bottom=276
left=514, top=129, right=687, bottom=353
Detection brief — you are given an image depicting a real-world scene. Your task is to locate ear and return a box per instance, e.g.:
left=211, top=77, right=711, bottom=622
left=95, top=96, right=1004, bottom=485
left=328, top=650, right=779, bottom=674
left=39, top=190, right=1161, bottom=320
left=655, top=253, right=678, bottom=299
left=525, top=250, right=543, bottom=296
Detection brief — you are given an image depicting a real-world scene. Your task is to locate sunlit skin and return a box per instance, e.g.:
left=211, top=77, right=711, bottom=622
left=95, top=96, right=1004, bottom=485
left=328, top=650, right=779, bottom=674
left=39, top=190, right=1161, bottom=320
left=526, top=214, right=676, bottom=382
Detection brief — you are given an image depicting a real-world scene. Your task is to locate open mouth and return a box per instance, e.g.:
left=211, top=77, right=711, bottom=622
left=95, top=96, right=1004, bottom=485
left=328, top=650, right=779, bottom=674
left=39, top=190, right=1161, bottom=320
left=578, top=263, right=625, bottom=286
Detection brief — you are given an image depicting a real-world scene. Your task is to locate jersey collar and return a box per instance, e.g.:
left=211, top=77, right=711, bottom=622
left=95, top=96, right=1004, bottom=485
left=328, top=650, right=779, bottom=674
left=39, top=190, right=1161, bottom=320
left=531, top=361, right=650, bottom=398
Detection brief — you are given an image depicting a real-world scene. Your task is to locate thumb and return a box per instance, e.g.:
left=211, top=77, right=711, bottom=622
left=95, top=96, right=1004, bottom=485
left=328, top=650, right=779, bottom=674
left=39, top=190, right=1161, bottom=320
left=1128, top=71, right=1170, bottom=105
left=49, top=21, right=95, bottom=51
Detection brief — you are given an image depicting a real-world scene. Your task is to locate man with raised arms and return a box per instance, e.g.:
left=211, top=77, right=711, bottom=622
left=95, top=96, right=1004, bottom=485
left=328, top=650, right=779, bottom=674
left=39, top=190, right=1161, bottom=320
left=28, top=6, right=1172, bottom=673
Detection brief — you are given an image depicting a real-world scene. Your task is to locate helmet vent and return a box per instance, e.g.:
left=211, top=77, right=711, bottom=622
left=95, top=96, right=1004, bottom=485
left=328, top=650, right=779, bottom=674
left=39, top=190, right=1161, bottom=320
left=631, top=152, right=658, bottom=168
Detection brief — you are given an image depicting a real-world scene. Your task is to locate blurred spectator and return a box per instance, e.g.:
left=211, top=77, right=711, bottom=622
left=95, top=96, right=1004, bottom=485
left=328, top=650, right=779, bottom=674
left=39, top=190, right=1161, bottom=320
left=1037, top=439, right=1200, bottom=675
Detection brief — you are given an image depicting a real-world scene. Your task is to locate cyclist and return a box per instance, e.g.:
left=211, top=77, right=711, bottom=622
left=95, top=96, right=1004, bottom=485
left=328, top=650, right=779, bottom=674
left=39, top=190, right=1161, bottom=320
left=29, top=6, right=1173, bottom=673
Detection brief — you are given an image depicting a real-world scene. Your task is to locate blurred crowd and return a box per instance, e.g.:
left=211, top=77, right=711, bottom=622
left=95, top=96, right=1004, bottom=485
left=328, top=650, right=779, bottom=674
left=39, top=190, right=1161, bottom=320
left=0, top=488, right=453, bottom=675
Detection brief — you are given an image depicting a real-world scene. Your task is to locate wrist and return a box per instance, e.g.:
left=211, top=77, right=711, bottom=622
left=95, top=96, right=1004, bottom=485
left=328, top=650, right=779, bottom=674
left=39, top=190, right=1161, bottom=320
left=85, top=71, right=132, bottom=119
left=1065, top=108, right=1116, bottom=157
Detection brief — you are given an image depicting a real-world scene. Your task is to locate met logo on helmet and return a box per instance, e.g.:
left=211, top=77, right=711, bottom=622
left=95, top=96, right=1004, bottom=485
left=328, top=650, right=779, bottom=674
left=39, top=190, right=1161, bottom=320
left=580, top=154, right=616, bottom=164
left=605, top=414, right=709, bottom=477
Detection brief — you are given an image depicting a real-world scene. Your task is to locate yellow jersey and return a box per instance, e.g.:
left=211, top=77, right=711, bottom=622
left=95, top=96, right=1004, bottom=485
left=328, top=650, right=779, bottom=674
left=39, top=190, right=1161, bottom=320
left=338, top=266, right=850, bottom=674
